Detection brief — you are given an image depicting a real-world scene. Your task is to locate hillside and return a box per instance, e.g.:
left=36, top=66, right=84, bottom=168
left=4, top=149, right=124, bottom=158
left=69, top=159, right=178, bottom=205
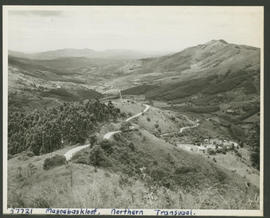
left=122, top=40, right=260, bottom=171
left=139, top=40, right=259, bottom=76
left=8, top=55, right=127, bottom=111
left=123, top=40, right=260, bottom=99
left=8, top=101, right=259, bottom=209
left=7, top=40, right=261, bottom=210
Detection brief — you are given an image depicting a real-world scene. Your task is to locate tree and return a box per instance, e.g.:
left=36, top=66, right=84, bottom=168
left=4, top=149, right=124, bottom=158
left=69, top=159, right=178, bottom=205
left=89, top=145, right=107, bottom=167
left=8, top=100, right=122, bottom=156
left=89, top=134, right=97, bottom=148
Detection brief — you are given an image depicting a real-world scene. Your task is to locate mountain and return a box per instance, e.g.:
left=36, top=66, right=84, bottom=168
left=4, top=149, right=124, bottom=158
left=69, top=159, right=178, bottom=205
left=123, top=39, right=260, bottom=101
left=138, top=39, right=259, bottom=80
left=8, top=48, right=165, bottom=60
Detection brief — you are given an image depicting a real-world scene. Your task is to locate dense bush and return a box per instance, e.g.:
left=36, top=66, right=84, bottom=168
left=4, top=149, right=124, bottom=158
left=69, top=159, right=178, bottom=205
left=8, top=99, right=121, bottom=155
left=249, top=123, right=260, bottom=170
left=43, top=154, right=66, bottom=170
left=185, top=105, right=220, bottom=113
left=202, top=71, right=247, bottom=95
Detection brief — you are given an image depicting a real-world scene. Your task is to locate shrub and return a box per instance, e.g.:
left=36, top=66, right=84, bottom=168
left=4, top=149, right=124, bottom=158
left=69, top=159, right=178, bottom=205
left=113, top=133, right=121, bottom=141
left=250, top=151, right=260, bottom=170
left=72, top=151, right=89, bottom=164
left=43, top=154, right=66, bottom=170
left=26, top=151, right=35, bottom=157
left=170, top=116, right=176, bottom=121
left=186, top=106, right=220, bottom=113
left=128, top=142, right=135, bottom=151
left=104, top=171, right=111, bottom=178
left=119, top=175, right=131, bottom=187
left=32, top=196, right=50, bottom=208
left=147, top=117, right=151, bottom=122
left=175, top=166, right=196, bottom=174
left=27, top=163, right=37, bottom=176
left=120, top=121, right=132, bottom=132
left=235, top=150, right=242, bottom=158
left=207, top=148, right=216, bottom=155
left=11, top=193, right=25, bottom=208
left=89, top=145, right=111, bottom=167
left=153, top=160, right=158, bottom=166
left=100, top=140, right=113, bottom=154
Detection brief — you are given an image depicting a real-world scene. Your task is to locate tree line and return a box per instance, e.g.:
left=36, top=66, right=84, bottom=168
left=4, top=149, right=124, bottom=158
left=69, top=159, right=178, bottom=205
left=8, top=99, right=122, bottom=155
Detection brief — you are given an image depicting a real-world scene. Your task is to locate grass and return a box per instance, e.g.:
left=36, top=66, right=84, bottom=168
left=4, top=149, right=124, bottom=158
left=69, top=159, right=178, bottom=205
left=8, top=159, right=259, bottom=209
left=123, top=84, right=159, bottom=96
left=7, top=100, right=259, bottom=209
left=68, top=129, right=259, bottom=209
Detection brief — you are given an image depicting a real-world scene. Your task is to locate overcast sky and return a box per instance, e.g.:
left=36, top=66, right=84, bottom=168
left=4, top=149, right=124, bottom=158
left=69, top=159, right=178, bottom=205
left=6, top=6, right=263, bottom=53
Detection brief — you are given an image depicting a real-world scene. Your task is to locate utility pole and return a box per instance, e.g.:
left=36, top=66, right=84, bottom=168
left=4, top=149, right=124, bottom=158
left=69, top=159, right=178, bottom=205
left=50, top=130, right=52, bottom=157
left=42, top=131, right=45, bottom=154
left=66, top=162, right=73, bottom=188
left=70, top=162, right=73, bottom=188
left=119, top=89, right=123, bottom=102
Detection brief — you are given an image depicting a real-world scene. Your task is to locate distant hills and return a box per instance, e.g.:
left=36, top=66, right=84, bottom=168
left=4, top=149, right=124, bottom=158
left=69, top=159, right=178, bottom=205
left=9, top=48, right=166, bottom=60
left=8, top=39, right=260, bottom=112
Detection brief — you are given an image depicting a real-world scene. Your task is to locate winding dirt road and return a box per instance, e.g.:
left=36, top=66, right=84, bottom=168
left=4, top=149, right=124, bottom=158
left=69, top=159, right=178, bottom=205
left=126, top=104, right=150, bottom=122
left=103, top=130, right=122, bottom=140
left=161, top=116, right=199, bottom=137
left=64, top=103, right=150, bottom=161
left=179, top=121, right=199, bottom=133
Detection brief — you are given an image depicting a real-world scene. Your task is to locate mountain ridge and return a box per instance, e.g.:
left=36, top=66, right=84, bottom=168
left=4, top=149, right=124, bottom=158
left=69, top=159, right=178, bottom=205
left=8, top=48, right=167, bottom=60
left=122, top=39, right=260, bottom=104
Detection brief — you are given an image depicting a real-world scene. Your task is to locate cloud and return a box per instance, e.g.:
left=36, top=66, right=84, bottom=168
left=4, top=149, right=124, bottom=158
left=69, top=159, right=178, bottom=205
left=7, top=6, right=263, bottom=53
left=9, top=10, right=63, bottom=17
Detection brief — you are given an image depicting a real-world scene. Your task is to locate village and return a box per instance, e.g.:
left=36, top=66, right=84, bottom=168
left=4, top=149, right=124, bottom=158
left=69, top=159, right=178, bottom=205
left=176, top=137, right=240, bottom=157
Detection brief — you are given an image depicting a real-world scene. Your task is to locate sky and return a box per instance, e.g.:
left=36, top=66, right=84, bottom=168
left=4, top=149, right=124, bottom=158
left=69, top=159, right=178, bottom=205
left=5, top=6, right=263, bottom=53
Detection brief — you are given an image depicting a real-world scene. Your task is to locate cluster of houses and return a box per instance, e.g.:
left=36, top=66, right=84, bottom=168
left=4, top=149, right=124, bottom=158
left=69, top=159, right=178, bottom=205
left=196, top=138, right=239, bottom=154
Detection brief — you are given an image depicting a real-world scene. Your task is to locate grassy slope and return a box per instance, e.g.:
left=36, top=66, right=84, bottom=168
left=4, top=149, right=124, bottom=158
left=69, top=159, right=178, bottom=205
left=7, top=100, right=259, bottom=209
left=113, top=99, right=190, bottom=134
left=8, top=129, right=259, bottom=209
left=123, top=68, right=259, bottom=102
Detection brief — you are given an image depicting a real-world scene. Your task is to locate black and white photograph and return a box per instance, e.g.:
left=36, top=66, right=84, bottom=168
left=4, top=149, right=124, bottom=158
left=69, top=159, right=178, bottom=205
left=2, top=5, right=264, bottom=216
